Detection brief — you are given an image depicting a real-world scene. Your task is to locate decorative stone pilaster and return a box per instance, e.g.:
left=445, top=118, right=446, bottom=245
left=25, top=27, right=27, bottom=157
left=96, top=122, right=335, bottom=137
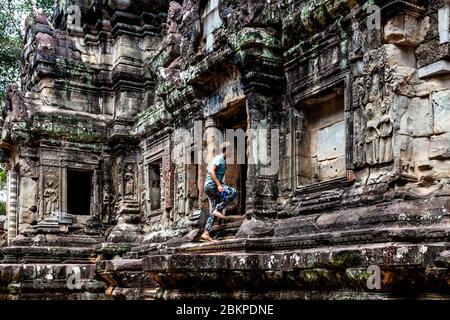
left=233, top=27, right=284, bottom=217
left=107, top=158, right=142, bottom=243
left=6, top=170, right=18, bottom=245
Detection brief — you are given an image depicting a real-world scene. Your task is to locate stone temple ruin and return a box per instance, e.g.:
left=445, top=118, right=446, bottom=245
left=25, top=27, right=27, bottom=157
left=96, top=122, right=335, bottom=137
left=1, top=0, right=450, bottom=299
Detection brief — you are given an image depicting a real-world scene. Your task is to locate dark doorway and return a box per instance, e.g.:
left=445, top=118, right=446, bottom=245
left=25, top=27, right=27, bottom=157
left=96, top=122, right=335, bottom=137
left=148, top=160, right=162, bottom=211
left=67, top=169, right=92, bottom=215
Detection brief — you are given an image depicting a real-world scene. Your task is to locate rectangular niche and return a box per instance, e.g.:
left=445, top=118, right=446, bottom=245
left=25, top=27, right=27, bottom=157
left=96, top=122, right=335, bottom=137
left=296, top=86, right=346, bottom=186
left=67, top=169, right=93, bottom=215
left=148, top=159, right=162, bottom=212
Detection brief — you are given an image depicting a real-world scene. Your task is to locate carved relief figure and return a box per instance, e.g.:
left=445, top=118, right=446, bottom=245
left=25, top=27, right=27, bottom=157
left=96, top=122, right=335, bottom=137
left=377, top=99, right=394, bottom=163
left=158, top=1, right=183, bottom=79
left=176, top=170, right=185, bottom=215
left=43, top=177, right=59, bottom=219
left=364, top=69, right=394, bottom=165
left=365, top=104, right=379, bottom=164
left=124, top=164, right=135, bottom=199
left=163, top=149, right=174, bottom=219
left=102, top=190, right=115, bottom=223
left=166, top=1, right=182, bottom=44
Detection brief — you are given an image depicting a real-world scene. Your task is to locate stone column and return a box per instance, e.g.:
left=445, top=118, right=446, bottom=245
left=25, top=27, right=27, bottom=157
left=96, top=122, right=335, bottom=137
left=234, top=27, right=284, bottom=217
left=204, top=117, right=221, bottom=164
left=7, top=170, right=18, bottom=245
left=245, top=94, right=280, bottom=217
left=203, top=117, right=222, bottom=215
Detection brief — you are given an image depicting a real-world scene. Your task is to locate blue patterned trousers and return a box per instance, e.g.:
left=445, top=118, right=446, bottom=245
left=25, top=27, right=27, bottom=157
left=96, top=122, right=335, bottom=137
left=204, top=181, right=238, bottom=232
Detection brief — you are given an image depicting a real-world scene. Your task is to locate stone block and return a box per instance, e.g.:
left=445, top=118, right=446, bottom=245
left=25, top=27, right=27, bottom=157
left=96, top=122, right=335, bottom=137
left=383, top=14, right=428, bottom=46
left=383, top=44, right=417, bottom=69
left=296, top=130, right=311, bottom=157
left=411, top=97, right=433, bottom=136
left=296, top=155, right=312, bottom=178
left=416, top=40, right=450, bottom=68
left=318, top=156, right=346, bottom=181
left=429, top=133, right=450, bottom=159
left=399, top=97, right=433, bottom=137
left=351, top=60, right=364, bottom=77
left=19, top=177, right=37, bottom=209
left=54, top=46, right=67, bottom=57
left=35, top=32, right=57, bottom=51
left=439, top=6, right=450, bottom=44
left=19, top=210, right=37, bottom=225
left=432, top=90, right=450, bottom=133
left=411, top=137, right=430, bottom=162
left=116, top=46, right=141, bottom=61
left=18, top=223, right=35, bottom=235
left=418, top=60, right=450, bottom=78
left=317, top=121, right=346, bottom=161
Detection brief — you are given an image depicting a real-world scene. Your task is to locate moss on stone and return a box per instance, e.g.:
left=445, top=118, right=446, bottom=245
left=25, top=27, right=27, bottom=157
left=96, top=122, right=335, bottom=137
left=30, top=113, right=106, bottom=142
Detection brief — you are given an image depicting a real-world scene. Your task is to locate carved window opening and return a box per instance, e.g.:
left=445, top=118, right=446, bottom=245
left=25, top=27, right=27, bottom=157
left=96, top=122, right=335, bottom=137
left=201, top=0, right=222, bottom=53
left=296, top=86, right=346, bottom=186
left=67, top=169, right=92, bottom=215
left=148, top=159, right=162, bottom=212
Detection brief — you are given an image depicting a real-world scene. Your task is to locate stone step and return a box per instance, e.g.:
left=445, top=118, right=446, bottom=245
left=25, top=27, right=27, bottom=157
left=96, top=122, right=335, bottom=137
left=173, top=224, right=450, bottom=255
left=211, top=219, right=244, bottom=232
left=211, top=216, right=245, bottom=239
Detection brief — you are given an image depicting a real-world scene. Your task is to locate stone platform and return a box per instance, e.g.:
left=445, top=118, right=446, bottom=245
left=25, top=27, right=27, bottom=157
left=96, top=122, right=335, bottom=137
left=2, top=0, right=450, bottom=300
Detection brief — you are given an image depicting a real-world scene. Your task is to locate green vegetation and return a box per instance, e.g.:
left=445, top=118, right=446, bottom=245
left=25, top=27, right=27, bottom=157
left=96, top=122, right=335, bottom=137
left=0, top=0, right=53, bottom=102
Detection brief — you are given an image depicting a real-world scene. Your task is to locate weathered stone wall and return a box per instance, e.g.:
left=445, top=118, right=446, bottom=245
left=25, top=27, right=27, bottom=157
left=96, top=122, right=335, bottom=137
left=0, top=0, right=450, bottom=299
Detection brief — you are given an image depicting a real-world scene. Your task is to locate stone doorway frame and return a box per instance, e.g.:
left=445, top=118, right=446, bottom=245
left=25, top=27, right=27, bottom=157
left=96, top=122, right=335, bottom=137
left=211, top=96, right=249, bottom=216
left=39, top=148, right=101, bottom=222
left=142, top=135, right=172, bottom=219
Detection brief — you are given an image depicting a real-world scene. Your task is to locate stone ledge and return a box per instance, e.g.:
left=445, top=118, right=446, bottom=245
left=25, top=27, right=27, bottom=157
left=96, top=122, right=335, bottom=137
left=155, top=289, right=450, bottom=300
left=0, top=263, right=106, bottom=298
left=418, top=60, right=450, bottom=79
left=144, top=242, right=449, bottom=271
left=142, top=242, right=450, bottom=298
left=0, top=246, right=97, bottom=264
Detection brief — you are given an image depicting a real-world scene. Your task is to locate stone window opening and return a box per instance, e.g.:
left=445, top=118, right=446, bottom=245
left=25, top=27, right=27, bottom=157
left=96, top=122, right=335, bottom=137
left=148, top=159, right=162, bottom=212
left=296, top=86, right=346, bottom=186
left=201, top=0, right=223, bottom=53
left=67, top=169, right=93, bottom=216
